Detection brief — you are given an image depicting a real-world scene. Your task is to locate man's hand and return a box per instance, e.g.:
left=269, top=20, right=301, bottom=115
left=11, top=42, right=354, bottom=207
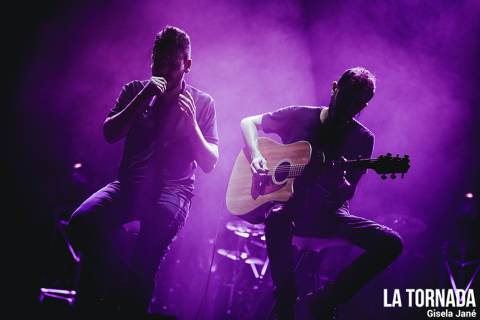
left=321, top=156, right=347, bottom=189
left=178, top=90, right=197, bottom=131
left=103, top=76, right=167, bottom=144
left=145, top=76, right=167, bottom=96
left=250, top=153, right=268, bottom=175
left=239, top=115, right=267, bottom=176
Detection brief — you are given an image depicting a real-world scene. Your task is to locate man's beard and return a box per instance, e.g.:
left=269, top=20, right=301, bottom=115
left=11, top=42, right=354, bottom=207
left=165, top=73, right=184, bottom=93
left=328, top=105, right=352, bottom=128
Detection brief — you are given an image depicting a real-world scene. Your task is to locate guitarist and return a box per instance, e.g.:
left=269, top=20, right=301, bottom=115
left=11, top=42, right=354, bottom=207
left=240, top=67, right=403, bottom=319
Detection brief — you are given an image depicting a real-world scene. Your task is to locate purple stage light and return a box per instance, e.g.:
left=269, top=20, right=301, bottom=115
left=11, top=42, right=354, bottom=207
left=465, top=192, right=474, bottom=199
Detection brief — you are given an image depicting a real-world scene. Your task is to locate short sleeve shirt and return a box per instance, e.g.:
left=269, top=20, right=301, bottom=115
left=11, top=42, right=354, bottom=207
left=109, top=80, right=218, bottom=194
left=262, top=105, right=374, bottom=213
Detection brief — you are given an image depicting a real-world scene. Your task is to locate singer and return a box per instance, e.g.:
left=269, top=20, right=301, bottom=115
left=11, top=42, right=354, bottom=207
left=67, top=25, right=219, bottom=315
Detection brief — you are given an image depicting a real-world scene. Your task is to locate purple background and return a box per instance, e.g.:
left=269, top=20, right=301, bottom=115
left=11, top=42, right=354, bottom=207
left=10, top=0, right=479, bottom=318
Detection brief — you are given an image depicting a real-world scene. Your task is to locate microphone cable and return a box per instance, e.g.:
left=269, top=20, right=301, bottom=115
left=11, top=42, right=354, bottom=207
left=194, top=183, right=228, bottom=320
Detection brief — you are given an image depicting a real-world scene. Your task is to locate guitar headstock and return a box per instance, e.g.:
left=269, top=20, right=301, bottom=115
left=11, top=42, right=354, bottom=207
left=371, top=153, right=411, bottom=179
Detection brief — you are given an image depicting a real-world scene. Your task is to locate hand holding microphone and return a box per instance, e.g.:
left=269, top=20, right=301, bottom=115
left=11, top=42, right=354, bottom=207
left=150, top=76, right=167, bottom=94
left=145, top=76, right=167, bottom=107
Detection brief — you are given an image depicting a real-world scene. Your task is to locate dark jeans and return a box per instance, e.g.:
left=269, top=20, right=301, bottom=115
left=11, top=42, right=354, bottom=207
left=67, top=180, right=191, bottom=313
left=264, top=202, right=403, bottom=306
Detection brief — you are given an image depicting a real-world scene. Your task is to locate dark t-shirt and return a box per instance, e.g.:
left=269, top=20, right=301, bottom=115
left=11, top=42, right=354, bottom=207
left=262, top=105, right=374, bottom=214
left=109, top=80, right=218, bottom=195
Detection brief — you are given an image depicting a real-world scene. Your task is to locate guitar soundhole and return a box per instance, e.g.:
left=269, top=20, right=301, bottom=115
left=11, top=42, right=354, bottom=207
left=274, top=161, right=291, bottom=184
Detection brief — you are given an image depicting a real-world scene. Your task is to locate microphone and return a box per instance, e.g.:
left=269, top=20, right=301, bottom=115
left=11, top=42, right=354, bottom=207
left=147, top=76, right=168, bottom=109
left=149, top=95, right=158, bottom=108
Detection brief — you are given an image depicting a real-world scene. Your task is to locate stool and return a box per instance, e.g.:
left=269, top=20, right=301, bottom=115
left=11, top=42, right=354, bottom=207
left=39, top=216, right=142, bottom=308
left=39, top=217, right=80, bottom=307
left=441, top=239, right=479, bottom=298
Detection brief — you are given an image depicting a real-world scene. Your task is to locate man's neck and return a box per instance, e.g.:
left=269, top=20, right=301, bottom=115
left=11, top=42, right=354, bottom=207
left=321, top=107, right=352, bottom=128
left=166, top=80, right=184, bottom=97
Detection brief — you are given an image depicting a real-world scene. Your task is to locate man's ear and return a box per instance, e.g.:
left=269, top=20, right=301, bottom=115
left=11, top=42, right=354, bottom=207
left=331, top=81, right=338, bottom=96
left=185, top=59, right=192, bottom=73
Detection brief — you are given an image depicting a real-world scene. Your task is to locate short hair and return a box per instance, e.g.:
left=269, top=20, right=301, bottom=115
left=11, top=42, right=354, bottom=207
left=338, top=67, right=376, bottom=103
left=153, top=26, right=191, bottom=63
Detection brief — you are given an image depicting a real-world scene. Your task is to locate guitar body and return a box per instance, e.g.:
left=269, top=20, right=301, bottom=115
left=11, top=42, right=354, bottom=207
left=226, top=137, right=312, bottom=224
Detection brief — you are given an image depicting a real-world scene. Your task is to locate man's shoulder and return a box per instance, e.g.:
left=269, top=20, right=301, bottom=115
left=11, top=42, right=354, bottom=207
left=186, top=84, right=214, bottom=105
left=125, top=79, right=148, bottom=88
left=275, top=105, right=322, bottom=113
left=120, top=79, right=148, bottom=94
left=351, top=118, right=374, bottom=140
left=268, top=105, right=322, bottom=118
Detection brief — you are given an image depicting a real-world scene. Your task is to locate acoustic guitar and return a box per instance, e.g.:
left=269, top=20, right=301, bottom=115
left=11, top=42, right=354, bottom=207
left=226, top=137, right=410, bottom=224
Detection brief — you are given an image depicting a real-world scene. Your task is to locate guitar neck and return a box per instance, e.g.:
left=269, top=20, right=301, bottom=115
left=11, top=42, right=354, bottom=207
left=339, top=159, right=375, bottom=170
left=268, top=159, right=374, bottom=179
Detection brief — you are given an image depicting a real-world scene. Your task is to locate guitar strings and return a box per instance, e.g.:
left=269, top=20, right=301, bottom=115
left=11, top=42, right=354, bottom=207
left=262, top=160, right=377, bottom=176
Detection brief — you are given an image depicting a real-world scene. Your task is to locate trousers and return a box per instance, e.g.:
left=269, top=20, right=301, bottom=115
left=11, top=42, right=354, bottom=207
left=264, top=201, right=403, bottom=305
left=67, top=179, right=191, bottom=313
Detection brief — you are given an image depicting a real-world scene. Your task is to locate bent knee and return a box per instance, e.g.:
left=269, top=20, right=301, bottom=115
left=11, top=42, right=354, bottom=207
left=65, top=216, right=85, bottom=248
left=66, top=210, right=98, bottom=250
left=67, top=209, right=88, bottom=234
left=264, top=210, right=293, bottom=231
left=384, top=231, right=403, bottom=257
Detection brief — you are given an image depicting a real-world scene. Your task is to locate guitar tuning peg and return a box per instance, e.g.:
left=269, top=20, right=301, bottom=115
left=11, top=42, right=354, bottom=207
left=381, top=174, right=387, bottom=180
left=391, top=173, right=396, bottom=179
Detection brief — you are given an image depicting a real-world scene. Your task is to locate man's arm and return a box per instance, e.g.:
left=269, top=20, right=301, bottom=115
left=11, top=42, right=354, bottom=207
left=333, top=166, right=356, bottom=201
left=178, top=91, right=219, bottom=173
left=103, top=77, right=167, bottom=144
left=325, top=135, right=375, bottom=201
left=188, top=125, right=219, bottom=173
left=240, top=114, right=268, bottom=174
